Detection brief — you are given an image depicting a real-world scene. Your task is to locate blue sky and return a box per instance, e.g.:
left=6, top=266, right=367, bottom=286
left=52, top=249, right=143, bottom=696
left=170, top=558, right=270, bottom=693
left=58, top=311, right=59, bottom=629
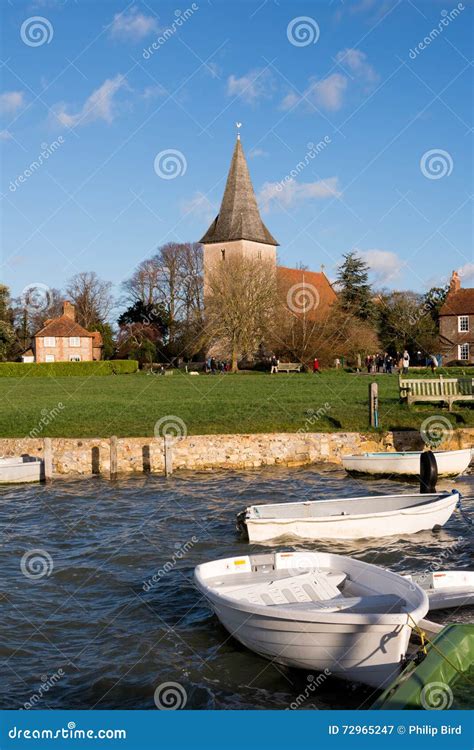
left=1, top=0, right=472, bottom=308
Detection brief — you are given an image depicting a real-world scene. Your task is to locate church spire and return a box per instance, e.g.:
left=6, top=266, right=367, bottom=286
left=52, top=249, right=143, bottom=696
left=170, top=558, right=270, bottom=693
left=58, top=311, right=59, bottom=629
left=199, top=137, right=279, bottom=246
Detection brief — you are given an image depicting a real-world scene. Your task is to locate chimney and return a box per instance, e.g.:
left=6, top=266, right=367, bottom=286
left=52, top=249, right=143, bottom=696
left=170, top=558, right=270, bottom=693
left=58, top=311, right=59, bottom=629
left=62, top=301, right=75, bottom=321
left=449, top=270, right=461, bottom=293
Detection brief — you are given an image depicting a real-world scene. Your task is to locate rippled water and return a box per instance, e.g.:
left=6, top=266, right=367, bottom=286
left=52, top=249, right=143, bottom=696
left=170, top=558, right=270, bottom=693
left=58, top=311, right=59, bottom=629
left=1, top=466, right=473, bottom=710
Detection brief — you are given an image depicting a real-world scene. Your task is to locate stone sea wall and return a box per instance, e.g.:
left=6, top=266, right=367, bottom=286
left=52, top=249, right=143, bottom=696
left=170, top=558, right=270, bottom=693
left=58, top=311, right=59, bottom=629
left=0, top=429, right=473, bottom=477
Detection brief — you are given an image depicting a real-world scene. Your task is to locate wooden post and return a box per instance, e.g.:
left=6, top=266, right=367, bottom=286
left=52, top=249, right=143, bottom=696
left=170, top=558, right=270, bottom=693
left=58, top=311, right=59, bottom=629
left=369, top=382, right=379, bottom=428
left=110, top=435, right=118, bottom=480
left=43, top=437, right=53, bottom=481
left=164, top=434, right=173, bottom=477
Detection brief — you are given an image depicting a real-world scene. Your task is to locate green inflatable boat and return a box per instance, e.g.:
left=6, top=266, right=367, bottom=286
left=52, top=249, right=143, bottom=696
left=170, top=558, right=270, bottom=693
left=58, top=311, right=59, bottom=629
left=373, top=623, right=474, bottom=710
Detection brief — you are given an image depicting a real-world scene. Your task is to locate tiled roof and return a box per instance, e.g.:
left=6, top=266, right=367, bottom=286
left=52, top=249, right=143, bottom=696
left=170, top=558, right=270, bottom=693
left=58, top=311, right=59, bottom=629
left=200, top=138, right=278, bottom=246
left=35, top=315, right=94, bottom=338
left=277, top=267, right=337, bottom=316
left=439, top=288, right=474, bottom=316
left=91, top=331, right=103, bottom=346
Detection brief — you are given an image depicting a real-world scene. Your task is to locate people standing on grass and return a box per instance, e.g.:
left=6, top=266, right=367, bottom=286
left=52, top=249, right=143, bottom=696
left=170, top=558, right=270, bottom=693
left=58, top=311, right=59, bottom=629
left=313, top=357, right=320, bottom=374
left=270, top=355, right=279, bottom=374
left=429, top=354, right=438, bottom=373
left=402, top=349, right=410, bottom=374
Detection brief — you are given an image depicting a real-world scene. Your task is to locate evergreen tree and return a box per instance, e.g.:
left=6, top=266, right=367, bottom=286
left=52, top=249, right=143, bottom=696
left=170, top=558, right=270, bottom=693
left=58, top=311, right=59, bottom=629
left=0, top=285, right=17, bottom=360
left=88, top=322, right=115, bottom=360
left=336, top=252, right=374, bottom=320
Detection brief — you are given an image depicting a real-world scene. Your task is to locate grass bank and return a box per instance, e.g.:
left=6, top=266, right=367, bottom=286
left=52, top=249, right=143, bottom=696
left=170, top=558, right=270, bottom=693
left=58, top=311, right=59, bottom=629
left=1, top=368, right=472, bottom=438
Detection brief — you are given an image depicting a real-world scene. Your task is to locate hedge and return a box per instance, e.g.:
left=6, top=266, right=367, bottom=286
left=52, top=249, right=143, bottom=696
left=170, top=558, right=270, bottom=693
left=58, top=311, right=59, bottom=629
left=0, top=360, right=139, bottom=377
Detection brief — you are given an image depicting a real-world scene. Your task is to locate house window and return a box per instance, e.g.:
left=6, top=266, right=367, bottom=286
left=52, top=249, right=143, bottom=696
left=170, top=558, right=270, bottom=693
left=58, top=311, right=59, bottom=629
left=459, top=343, right=470, bottom=361
left=45, top=354, right=55, bottom=363
left=44, top=337, right=55, bottom=347
left=458, top=315, right=469, bottom=332
left=69, top=355, right=81, bottom=362
left=221, top=249, right=226, bottom=261
left=257, top=250, right=262, bottom=260
left=69, top=337, right=80, bottom=347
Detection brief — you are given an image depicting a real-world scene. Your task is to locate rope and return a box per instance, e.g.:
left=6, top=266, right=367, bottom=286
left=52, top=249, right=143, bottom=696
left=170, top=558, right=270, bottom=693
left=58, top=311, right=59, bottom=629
left=407, top=614, right=468, bottom=679
left=455, top=491, right=473, bottom=527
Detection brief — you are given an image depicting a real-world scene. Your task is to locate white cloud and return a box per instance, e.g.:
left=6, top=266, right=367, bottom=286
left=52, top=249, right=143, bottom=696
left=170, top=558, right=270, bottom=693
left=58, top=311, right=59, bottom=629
left=0, top=91, right=25, bottom=115
left=258, top=177, right=341, bottom=212
left=109, top=6, right=159, bottom=40
left=249, top=147, right=269, bottom=159
left=0, top=129, right=13, bottom=140
left=181, top=191, right=217, bottom=223
left=281, top=73, right=348, bottom=112
left=226, top=69, right=274, bottom=104
left=54, top=75, right=128, bottom=128
left=142, top=84, right=167, bottom=99
left=335, top=48, right=379, bottom=86
left=358, top=249, right=404, bottom=283
left=458, top=262, right=474, bottom=282
left=280, top=49, right=377, bottom=112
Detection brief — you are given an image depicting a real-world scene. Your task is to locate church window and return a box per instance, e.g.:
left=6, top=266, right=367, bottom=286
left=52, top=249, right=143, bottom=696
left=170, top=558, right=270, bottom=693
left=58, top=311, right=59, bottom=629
left=221, top=249, right=226, bottom=261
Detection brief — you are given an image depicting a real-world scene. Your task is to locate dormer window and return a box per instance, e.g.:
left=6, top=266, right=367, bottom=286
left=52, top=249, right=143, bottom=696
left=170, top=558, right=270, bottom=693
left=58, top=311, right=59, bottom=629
left=221, top=249, right=226, bottom=261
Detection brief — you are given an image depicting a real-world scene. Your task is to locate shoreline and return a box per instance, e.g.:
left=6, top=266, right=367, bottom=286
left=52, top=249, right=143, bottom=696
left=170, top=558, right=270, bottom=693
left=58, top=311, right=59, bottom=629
left=1, top=429, right=473, bottom=478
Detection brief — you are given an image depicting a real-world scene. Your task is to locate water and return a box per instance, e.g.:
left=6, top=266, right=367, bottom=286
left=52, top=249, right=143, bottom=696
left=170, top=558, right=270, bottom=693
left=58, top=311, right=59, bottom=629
left=1, top=466, right=473, bottom=710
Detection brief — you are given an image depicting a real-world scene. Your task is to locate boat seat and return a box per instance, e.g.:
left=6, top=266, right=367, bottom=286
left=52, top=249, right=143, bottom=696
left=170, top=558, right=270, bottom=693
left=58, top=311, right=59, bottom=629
left=280, top=594, right=407, bottom=615
left=227, top=571, right=345, bottom=606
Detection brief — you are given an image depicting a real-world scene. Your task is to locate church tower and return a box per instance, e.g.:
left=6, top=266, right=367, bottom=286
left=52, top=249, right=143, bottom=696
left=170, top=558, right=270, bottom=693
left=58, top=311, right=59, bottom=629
left=200, top=136, right=279, bottom=285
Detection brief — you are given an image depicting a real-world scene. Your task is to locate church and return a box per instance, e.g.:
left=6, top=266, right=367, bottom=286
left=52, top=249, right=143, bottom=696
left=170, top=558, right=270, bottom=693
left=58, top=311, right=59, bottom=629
left=199, top=135, right=337, bottom=318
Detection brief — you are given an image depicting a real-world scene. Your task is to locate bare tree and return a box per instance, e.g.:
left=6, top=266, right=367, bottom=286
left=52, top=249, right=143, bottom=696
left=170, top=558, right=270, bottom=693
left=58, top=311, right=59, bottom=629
left=205, top=255, right=277, bottom=371
left=121, top=242, right=204, bottom=356
left=66, top=272, right=113, bottom=328
left=272, top=301, right=380, bottom=367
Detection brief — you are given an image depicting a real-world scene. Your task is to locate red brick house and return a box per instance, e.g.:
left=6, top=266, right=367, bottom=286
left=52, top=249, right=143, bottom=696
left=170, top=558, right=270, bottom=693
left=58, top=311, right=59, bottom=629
left=439, top=271, right=474, bottom=364
left=23, top=301, right=103, bottom=363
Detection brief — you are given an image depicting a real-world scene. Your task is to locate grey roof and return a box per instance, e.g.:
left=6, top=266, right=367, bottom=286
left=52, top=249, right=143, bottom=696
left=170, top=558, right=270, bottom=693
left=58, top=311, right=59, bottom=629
left=200, top=138, right=279, bottom=246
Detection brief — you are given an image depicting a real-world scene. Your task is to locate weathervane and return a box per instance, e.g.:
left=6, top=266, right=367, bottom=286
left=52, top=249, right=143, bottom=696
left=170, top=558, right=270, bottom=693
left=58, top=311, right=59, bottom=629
left=236, top=121, right=242, bottom=140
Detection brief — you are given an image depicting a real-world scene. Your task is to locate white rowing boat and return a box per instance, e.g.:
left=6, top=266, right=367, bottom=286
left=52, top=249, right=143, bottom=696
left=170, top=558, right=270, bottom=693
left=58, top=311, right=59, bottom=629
left=0, top=456, right=43, bottom=484
left=342, top=448, right=471, bottom=478
left=237, top=491, right=460, bottom=542
left=404, top=570, right=474, bottom=611
left=195, top=551, right=429, bottom=688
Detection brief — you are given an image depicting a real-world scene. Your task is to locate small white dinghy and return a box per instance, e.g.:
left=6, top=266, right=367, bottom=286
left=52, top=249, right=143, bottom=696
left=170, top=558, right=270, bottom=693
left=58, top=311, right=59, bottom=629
left=342, top=448, right=471, bottom=478
left=237, top=491, right=460, bottom=542
left=404, top=570, right=474, bottom=611
left=0, top=456, right=43, bottom=484
left=195, top=551, right=429, bottom=688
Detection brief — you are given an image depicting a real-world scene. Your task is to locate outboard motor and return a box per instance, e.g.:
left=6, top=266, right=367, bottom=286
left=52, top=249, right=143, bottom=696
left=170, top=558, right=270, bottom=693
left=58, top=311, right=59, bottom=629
left=420, top=450, right=438, bottom=493
left=236, top=510, right=249, bottom=538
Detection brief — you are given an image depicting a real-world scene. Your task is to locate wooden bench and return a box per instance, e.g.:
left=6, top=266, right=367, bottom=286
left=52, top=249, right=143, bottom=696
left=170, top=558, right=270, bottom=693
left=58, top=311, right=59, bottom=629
left=277, top=362, right=302, bottom=373
left=399, top=375, right=474, bottom=411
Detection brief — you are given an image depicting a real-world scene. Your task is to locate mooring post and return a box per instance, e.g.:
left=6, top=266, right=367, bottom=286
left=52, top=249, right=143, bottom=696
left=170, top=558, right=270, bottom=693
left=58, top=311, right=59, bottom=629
left=43, top=437, right=53, bottom=481
left=164, top=434, right=173, bottom=477
left=110, top=435, right=118, bottom=480
left=369, top=382, right=379, bottom=428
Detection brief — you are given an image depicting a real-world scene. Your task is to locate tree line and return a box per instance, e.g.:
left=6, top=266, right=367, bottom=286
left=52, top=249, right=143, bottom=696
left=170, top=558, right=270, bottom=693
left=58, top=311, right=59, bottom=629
left=0, top=243, right=448, bottom=368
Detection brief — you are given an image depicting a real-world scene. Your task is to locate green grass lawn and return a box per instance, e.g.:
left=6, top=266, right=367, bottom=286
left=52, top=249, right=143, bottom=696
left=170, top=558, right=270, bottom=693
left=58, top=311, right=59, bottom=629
left=1, top=368, right=472, bottom=438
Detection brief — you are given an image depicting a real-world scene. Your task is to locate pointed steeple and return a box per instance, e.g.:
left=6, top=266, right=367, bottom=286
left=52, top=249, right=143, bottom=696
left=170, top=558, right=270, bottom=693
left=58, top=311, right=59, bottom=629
left=200, top=138, right=279, bottom=246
